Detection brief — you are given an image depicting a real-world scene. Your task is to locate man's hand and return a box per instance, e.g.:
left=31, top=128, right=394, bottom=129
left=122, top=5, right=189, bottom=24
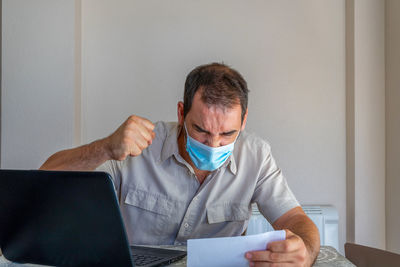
left=245, top=229, right=311, bottom=267
left=104, top=115, right=155, bottom=161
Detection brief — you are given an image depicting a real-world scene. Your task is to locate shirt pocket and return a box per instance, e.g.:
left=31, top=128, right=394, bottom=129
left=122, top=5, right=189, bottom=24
left=124, top=188, right=172, bottom=216
left=123, top=188, right=178, bottom=242
left=206, top=203, right=251, bottom=224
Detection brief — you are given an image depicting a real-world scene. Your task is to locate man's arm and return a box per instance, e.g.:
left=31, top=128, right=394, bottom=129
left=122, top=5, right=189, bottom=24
left=246, top=206, right=320, bottom=267
left=39, top=138, right=110, bottom=171
left=40, top=115, right=155, bottom=171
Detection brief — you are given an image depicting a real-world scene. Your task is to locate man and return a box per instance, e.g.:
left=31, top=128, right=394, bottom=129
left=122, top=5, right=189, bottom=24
left=41, top=63, right=320, bottom=266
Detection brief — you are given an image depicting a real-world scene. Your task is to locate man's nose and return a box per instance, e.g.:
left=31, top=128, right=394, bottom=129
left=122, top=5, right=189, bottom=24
left=207, top=137, right=221, bottom=148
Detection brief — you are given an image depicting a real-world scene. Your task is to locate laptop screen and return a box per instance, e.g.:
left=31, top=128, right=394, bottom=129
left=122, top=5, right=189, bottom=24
left=0, top=170, right=133, bottom=267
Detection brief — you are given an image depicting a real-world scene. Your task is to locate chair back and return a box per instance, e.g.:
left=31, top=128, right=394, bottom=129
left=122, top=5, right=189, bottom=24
left=345, top=242, right=400, bottom=267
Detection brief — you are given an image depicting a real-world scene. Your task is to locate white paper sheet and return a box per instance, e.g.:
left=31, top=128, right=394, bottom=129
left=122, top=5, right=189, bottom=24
left=187, top=230, right=286, bottom=267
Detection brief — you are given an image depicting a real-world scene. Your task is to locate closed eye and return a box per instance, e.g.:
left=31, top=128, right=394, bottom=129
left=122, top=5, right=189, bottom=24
left=194, top=124, right=209, bottom=134
left=222, top=130, right=237, bottom=136
left=193, top=124, right=237, bottom=137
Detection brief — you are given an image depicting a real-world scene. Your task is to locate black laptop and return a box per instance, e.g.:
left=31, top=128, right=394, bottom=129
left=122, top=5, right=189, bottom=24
left=0, top=170, right=186, bottom=267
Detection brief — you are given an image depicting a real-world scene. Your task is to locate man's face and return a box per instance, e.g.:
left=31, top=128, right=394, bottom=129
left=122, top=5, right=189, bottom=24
left=178, top=91, right=247, bottom=147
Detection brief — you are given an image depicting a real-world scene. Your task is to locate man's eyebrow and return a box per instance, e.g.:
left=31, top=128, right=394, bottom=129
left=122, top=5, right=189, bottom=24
left=193, top=124, right=210, bottom=134
left=193, top=124, right=237, bottom=135
left=222, top=130, right=237, bottom=135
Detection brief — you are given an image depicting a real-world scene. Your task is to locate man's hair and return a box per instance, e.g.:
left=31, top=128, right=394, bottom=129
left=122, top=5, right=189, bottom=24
left=183, top=63, right=249, bottom=122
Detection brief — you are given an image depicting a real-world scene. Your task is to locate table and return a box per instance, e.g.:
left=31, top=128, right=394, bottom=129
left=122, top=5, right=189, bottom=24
left=0, top=246, right=355, bottom=266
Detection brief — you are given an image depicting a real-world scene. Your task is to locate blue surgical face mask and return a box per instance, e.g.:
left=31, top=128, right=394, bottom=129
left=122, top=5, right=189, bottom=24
left=184, top=123, right=239, bottom=171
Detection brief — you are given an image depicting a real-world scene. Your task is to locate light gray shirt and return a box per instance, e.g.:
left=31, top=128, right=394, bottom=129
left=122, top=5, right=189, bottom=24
left=97, top=121, right=299, bottom=245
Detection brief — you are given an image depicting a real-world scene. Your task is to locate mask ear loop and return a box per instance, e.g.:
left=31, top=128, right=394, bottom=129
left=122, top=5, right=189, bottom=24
left=183, top=122, right=188, bottom=150
left=234, top=130, right=241, bottom=143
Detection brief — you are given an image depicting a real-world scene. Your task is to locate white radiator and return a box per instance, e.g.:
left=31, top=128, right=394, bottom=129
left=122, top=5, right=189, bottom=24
left=246, top=205, right=339, bottom=251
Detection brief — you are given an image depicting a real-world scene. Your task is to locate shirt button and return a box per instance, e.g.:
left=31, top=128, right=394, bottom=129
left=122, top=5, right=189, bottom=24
left=184, top=223, right=189, bottom=228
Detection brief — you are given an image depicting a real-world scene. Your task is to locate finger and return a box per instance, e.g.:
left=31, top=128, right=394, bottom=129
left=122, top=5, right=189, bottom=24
left=126, top=122, right=154, bottom=143
left=251, top=262, right=293, bottom=267
left=123, top=129, right=149, bottom=152
left=246, top=250, right=297, bottom=263
left=147, top=131, right=156, bottom=145
left=126, top=115, right=154, bottom=131
left=141, top=128, right=155, bottom=146
left=138, top=129, right=156, bottom=146
left=126, top=128, right=154, bottom=154
left=137, top=117, right=155, bottom=131
left=137, top=124, right=155, bottom=142
left=267, top=239, right=298, bottom=253
left=132, top=133, right=149, bottom=151
left=141, top=129, right=155, bottom=143
left=129, top=143, right=142, bottom=157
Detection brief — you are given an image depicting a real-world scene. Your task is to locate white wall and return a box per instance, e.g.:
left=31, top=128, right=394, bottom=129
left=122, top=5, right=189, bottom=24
left=82, top=0, right=347, bottom=251
left=352, top=0, right=386, bottom=249
left=1, top=0, right=76, bottom=169
left=6, top=0, right=394, bottom=254
left=386, top=0, right=400, bottom=254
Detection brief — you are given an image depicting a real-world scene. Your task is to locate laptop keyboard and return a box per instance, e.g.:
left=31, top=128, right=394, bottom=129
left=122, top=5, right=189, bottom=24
left=132, top=253, right=165, bottom=266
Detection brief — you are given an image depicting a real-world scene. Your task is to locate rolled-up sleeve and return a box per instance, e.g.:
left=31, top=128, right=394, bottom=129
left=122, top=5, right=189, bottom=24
left=251, top=145, right=300, bottom=224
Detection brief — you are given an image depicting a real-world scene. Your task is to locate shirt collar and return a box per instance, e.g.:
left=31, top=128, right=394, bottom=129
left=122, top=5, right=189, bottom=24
left=226, top=154, right=237, bottom=175
left=160, top=123, right=181, bottom=163
left=159, top=122, right=237, bottom=175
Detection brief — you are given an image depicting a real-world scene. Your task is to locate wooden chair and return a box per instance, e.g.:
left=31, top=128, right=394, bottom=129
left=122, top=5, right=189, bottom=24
left=345, top=242, right=400, bottom=267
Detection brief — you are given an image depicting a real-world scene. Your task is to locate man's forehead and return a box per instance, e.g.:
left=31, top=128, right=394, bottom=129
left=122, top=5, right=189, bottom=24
left=188, top=105, right=241, bottom=131
left=192, top=93, right=241, bottom=114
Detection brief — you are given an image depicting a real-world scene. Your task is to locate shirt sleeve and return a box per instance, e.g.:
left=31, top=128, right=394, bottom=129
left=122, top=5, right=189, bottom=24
left=251, top=144, right=300, bottom=224
left=96, top=160, right=123, bottom=200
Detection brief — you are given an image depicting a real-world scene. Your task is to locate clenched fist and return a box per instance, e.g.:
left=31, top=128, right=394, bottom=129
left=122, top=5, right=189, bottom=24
left=104, top=115, right=155, bottom=161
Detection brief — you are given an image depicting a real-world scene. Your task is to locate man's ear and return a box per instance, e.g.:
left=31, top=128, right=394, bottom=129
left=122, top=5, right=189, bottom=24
left=241, top=108, right=248, bottom=131
left=177, top=101, right=184, bottom=125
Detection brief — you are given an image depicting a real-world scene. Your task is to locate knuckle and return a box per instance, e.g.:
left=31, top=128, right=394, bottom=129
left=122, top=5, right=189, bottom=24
left=282, top=242, right=290, bottom=251
left=139, top=138, right=150, bottom=149
left=126, top=120, right=137, bottom=129
left=132, top=141, right=142, bottom=150
left=143, top=131, right=152, bottom=140
left=250, top=253, right=259, bottom=261
left=297, top=250, right=307, bottom=262
left=137, top=142, right=147, bottom=151
left=128, top=115, right=137, bottom=121
left=270, top=252, right=279, bottom=261
left=126, top=117, right=139, bottom=127
left=130, top=146, right=141, bottom=156
left=133, top=151, right=142, bottom=157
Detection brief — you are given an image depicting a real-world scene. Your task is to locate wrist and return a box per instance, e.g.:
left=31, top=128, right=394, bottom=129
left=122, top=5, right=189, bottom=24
left=305, top=242, right=320, bottom=267
left=91, top=138, right=112, bottom=162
